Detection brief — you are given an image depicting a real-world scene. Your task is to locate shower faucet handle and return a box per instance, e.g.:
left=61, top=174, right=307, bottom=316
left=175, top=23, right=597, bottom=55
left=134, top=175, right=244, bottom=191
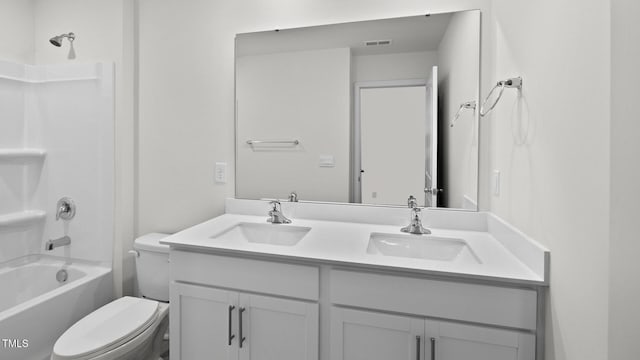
left=56, top=197, right=76, bottom=221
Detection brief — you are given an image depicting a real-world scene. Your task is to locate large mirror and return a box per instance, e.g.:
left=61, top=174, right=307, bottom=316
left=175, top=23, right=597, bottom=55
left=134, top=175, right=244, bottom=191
left=235, top=10, right=480, bottom=209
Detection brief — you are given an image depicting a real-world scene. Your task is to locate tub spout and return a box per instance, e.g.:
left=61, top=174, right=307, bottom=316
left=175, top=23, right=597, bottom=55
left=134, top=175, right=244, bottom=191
left=45, top=236, right=71, bottom=251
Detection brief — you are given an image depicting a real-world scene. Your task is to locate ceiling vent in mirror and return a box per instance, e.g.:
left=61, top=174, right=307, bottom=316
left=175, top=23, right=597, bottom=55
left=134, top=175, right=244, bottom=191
left=364, top=39, right=392, bottom=46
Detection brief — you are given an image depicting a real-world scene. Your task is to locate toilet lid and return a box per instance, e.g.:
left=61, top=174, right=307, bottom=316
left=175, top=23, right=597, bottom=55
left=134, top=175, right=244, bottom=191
left=53, top=296, right=159, bottom=359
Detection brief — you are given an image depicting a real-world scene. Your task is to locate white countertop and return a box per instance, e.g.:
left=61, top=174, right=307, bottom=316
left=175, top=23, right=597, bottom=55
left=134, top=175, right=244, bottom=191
left=161, top=200, right=549, bottom=286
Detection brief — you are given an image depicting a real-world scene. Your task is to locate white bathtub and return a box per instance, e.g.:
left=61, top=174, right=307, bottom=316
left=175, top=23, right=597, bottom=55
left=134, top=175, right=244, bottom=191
left=0, top=255, right=112, bottom=360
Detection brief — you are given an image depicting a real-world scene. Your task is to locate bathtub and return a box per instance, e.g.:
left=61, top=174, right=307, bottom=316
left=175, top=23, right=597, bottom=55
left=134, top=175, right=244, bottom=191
left=0, top=255, right=112, bottom=360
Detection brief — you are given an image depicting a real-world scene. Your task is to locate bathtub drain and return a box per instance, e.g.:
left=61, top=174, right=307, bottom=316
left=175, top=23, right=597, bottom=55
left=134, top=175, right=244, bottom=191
left=56, top=269, right=68, bottom=283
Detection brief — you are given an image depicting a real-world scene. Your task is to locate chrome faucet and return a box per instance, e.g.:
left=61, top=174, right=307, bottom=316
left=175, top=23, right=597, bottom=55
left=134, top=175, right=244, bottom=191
left=56, top=197, right=76, bottom=221
left=45, top=235, right=71, bottom=251
left=267, top=200, right=291, bottom=224
left=288, top=191, right=298, bottom=202
left=401, top=195, right=431, bottom=235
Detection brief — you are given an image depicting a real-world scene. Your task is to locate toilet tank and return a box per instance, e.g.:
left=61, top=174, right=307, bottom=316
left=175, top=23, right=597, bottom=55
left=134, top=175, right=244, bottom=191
left=133, top=233, right=170, bottom=302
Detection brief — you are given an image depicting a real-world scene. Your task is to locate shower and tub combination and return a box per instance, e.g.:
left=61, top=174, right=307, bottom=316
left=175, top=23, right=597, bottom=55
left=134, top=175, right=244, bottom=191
left=0, top=257, right=112, bottom=360
left=0, top=47, right=115, bottom=359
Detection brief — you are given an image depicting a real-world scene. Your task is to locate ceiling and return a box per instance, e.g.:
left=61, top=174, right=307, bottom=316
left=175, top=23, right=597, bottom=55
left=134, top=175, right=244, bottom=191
left=236, top=12, right=454, bottom=57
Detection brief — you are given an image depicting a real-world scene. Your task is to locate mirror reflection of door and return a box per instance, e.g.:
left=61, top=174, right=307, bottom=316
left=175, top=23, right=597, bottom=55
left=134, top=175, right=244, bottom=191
left=357, top=70, right=437, bottom=207
left=424, top=66, right=438, bottom=207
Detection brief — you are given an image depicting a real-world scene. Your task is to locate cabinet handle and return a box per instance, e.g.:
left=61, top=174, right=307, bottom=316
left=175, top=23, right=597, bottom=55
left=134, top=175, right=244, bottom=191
left=430, top=337, right=436, bottom=360
left=416, top=336, right=421, bottom=360
left=228, top=305, right=235, bottom=345
left=239, top=307, right=246, bottom=348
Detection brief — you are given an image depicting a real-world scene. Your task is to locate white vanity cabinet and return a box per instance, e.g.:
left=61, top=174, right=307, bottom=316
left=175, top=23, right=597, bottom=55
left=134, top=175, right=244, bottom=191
left=330, top=307, right=424, bottom=360
left=169, top=251, right=320, bottom=360
left=237, top=292, right=318, bottom=360
left=329, top=269, right=538, bottom=360
left=425, top=321, right=534, bottom=360
left=169, top=250, right=543, bottom=360
left=331, top=307, right=534, bottom=360
left=170, top=283, right=238, bottom=360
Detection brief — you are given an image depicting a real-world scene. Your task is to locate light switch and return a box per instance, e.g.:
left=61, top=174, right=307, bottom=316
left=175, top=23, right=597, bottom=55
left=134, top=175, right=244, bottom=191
left=215, top=162, right=227, bottom=183
left=492, top=170, right=500, bottom=196
left=319, top=155, right=335, bottom=168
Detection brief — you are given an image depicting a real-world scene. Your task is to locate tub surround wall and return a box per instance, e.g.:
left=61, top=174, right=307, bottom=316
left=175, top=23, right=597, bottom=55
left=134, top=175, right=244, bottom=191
left=0, top=60, right=114, bottom=264
left=32, top=0, right=136, bottom=297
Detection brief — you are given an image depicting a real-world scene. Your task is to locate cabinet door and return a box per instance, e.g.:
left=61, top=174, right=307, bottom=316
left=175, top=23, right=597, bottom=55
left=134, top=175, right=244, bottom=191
left=238, top=293, right=318, bottom=360
left=425, top=321, right=535, bottom=360
left=170, top=282, right=239, bottom=360
left=331, top=307, right=425, bottom=360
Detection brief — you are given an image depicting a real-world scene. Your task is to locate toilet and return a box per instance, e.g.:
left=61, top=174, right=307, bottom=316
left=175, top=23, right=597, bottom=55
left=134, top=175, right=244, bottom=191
left=51, top=233, right=170, bottom=360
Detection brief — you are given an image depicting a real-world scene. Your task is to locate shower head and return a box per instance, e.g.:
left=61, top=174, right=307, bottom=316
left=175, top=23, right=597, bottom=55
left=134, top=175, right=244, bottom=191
left=49, top=36, right=62, bottom=47
left=49, top=32, right=75, bottom=47
left=49, top=32, right=76, bottom=59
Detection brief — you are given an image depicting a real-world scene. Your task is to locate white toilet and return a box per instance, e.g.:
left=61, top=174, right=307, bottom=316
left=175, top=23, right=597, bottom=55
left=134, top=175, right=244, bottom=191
left=51, top=233, right=170, bottom=360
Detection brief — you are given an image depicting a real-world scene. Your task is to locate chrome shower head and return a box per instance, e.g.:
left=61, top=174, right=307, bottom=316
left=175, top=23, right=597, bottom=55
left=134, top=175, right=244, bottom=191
left=49, top=32, right=75, bottom=47
left=49, top=32, right=76, bottom=59
left=49, top=36, right=62, bottom=47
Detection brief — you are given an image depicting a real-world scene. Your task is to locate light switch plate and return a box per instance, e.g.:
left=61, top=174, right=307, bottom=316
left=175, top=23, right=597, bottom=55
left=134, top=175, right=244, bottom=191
left=215, top=162, right=227, bottom=183
left=492, top=170, right=500, bottom=196
left=319, top=155, right=335, bottom=168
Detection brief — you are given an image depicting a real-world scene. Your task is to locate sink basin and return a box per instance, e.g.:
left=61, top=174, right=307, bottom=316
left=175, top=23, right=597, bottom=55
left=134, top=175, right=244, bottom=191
left=366, top=232, right=480, bottom=263
left=211, top=222, right=311, bottom=246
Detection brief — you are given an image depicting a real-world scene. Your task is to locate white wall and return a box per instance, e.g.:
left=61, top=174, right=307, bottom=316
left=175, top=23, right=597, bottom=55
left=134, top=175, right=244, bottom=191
left=137, top=0, right=492, bottom=232
left=136, top=1, right=615, bottom=360
left=236, top=48, right=350, bottom=202
left=32, top=0, right=135, bottom=296
left=0, top=0, right=34, bottom=64
left=489, top=1, right=610, bottom=359
left=609, top=0, right=640, bottom=358
left=354, top=51, right=437, bottom=82
left=437, top=11, right=480, bottom=208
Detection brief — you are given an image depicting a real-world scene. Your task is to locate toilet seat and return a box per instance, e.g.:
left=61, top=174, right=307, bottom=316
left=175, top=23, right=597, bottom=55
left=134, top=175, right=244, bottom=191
left=52, top=297, right=160, bottom=360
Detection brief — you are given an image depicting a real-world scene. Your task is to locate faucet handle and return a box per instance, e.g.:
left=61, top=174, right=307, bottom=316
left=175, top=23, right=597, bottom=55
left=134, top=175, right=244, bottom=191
left=411, top=206, right=422, bottom=217
left=269, top=200, right=281, bottom=211
left=56, top=197, right=76, bottom=221
left=407, top=195, right=418, bottom=209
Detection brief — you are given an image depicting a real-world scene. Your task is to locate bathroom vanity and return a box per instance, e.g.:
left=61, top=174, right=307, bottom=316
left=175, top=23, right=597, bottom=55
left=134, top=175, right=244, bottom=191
left=162, top=199, right=548, bottom=360
left=196, top=10, right=541, bottom=360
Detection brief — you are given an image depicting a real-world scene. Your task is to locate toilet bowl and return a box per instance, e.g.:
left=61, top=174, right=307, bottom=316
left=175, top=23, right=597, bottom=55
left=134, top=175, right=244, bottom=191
left=51, top=233, right=170, bottom=360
